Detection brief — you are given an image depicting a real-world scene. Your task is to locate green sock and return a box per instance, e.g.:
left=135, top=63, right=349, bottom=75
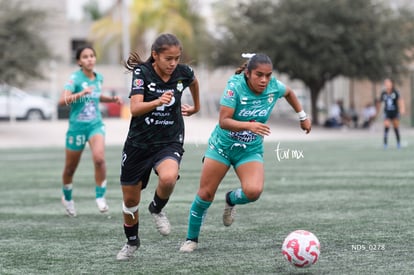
left=228, top=188, right=255, bottom=205
left=186, top=195, right=211, bottom=241
left=62, top=183, right=73, bottom=201
left=95, top=180, right=107, bottom=199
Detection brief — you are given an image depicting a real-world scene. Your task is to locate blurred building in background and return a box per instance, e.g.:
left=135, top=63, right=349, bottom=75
left=25, top=0, right=413, bottom=125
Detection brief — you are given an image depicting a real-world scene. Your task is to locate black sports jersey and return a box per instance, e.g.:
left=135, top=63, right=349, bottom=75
left=126, top=62, right=195, bottom=148
left=380, top=90, right=400, bottom=113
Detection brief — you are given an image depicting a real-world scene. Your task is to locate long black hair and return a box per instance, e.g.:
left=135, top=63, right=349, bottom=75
left=124, top=33, right=182, bottom=71
left=235, top=53, right=273, bottom=74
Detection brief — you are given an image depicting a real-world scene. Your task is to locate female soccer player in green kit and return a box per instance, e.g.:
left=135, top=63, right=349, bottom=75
left=180, top=53, right=311, bottom=252
left=116, top=33, right=200, bottom=260
left=58, top=46, right=122, bottom=217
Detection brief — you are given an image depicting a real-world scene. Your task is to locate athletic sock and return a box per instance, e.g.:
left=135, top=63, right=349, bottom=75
left=124, top=222, right=140, bottom=246
left=62, top=183, right=73, bottom=201
left=186, top=195, right=212, bottom=241
left=394, top=127, right=401, bottom=145
left=384, top=127, right=389, bottom=146
left=228, top=188, right=255, bottom=205
left=148, top=191, right=169, bottom=214
left=95, top=180, right=107, bottom=199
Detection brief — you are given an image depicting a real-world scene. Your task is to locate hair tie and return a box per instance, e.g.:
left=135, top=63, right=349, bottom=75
left=241, top=53, right=256, bottom=59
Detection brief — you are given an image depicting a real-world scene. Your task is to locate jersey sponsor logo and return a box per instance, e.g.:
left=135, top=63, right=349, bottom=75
left=144, top=117, right=155, bottom=125
left=225, top=90, right=234, bottom=98
left=147, top=82, right=156, bottom=91
left=144, top=116, right=174, bottom=126
left=229, top=130, right=257, bottom=143
left=154, top=120, right=174, bottom=125
left=156, top=88, right=175, bottom=94
left=240, top=97, right=248, bottom=105
left=238, top=108, right=269, bottom=117
left=134, top=68, right=141, bottom=75
left=151, top=111, right=171, bottom=117
left=77, top=101, right=97, bottom=121
left=133, top=79, right=144, bottom=89
left=156, top=96, right=175, bottom=111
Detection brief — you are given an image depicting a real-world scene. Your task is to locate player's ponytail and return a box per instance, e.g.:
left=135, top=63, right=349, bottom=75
left=124, top=33, right=182, bottom=72
left=235, top=62, right=248, bottom=74
left=124, top=52, right=146, bottom=71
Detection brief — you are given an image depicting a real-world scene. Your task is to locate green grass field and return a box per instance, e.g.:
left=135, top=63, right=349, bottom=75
left=0, top=137, right=413, bottom=274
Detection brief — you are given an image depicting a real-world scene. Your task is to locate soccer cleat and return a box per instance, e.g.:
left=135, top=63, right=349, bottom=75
left=179, top=240, right=198, bottom=252
left=150, top=211, right=171, bottom=236
left=61, top=196, right=76, bottom=217
left=223, top=202, right=236, bottom=226
left=96, top=197, right=109, bottom=213
left=116, top=243, right=139, bottom=260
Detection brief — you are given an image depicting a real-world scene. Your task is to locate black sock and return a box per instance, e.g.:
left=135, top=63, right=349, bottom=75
left=124, top=223, right=140, bottom=246
left=394, top=128, right=400, bottom=144
left=186, top=237, right=198, bottom=243
left=225, top=191, right=235, bottom=206
left=384, top=127, right=389, bottom=145
left=148, top=192, right=169, bottom=214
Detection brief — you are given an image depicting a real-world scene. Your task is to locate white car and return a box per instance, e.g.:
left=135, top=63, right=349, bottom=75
left=0, top=85, right=55, bottom=120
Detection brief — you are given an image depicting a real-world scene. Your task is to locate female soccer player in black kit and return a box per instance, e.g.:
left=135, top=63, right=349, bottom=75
left=116, top=33, right=200, bottom=260
left=377, top=78, right=405, bottom=149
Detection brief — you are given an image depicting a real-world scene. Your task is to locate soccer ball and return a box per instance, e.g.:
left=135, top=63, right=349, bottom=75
left=281, top=230, right=320, bottom=268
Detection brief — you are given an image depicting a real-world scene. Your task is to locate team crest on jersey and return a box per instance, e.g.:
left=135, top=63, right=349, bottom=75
left=268, top=94, right=274, bottom=103
left=82, top=82, right=88, bottom=89
left=177, top=81, right=184, bottom=92
left=133, top=79, right=144, bottom=89
left=225, top=90, right=234, bottom=98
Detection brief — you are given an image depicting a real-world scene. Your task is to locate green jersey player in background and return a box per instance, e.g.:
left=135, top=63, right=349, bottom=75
left=117, top=33, right=200, bottom=260
left=180, top=53, right=311, bottom=252
left=58, top=46, right=122, bottom=217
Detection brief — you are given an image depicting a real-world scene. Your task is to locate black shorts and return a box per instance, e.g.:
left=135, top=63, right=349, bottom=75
left=120, top=142, right=184, bottom=189
left=384, top=111, right=399, bottom=120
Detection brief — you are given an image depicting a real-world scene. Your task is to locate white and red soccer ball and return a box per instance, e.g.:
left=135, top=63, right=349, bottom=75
left=281, top=230, right=320, bottom=268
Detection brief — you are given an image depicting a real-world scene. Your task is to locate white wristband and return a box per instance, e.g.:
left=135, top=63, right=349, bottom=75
left=297, top=110, right=307, bottom=121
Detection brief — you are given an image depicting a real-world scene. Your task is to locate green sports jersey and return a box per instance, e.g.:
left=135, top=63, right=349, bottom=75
left=64, top=69, right=103, bottom=129
left=126, top=62, right=195, bottom=148
left=210, top=73, right=286, bottom=149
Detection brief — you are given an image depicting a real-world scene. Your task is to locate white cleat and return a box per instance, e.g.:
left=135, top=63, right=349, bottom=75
left=96, top=197, right=109, bottom=213
left=179, top=240, right=198, bottom=252
left=116, top=243, right=139, bottom=260
left=223, top=202, right=236, bottom=226
left=61, top=196, right=77, bottom=217
left=151, top=212, right=171, bottom=236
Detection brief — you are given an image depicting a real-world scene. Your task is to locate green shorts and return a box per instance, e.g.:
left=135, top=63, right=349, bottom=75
left=204, top=142, right=263, bottom=168
left=65, top=123, right=105, bottom=151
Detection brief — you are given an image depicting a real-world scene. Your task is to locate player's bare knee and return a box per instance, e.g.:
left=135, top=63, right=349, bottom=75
left=244, top=188, right=262, bottom=201
left=158, top=174, right=178, bottom=187
left=123, top=197, right=140, bottom=208
left=94, top=157, right=105, bottom=169
left=198, top=189, right=215, bottom=202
